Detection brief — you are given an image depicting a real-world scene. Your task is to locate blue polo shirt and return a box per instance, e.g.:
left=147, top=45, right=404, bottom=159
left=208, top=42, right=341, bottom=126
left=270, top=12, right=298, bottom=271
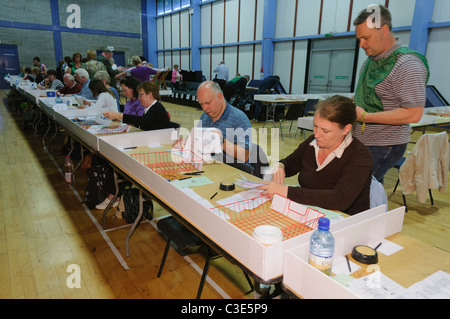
left=198, top=102, right=252, bottom=162
left=79, top=79, right=94, bottom=100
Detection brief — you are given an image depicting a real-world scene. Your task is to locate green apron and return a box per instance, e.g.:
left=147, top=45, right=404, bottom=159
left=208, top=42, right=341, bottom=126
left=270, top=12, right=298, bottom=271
left=354, top=47, right=429, bottom=114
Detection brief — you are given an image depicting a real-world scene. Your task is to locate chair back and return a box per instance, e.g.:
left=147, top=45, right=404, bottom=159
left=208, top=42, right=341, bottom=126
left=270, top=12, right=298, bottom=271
left=226, top=162, right=254, bottom=175
left=304, top=99, right=319, bottom=116
left=370, top=176, right=388, bottom=211
left=249, top=143, right=270, bottom=178
left=284, top=103, right=304, bottom=121
left=399, top=131, right=449, bottom=202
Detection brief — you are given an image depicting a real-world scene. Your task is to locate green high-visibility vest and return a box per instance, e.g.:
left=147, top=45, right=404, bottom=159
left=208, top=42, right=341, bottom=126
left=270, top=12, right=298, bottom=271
left=354, top=47, right=429, bottom=114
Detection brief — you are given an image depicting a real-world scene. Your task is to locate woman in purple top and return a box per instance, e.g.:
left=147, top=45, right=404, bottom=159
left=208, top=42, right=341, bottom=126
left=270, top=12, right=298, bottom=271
left=116, top=56, right=159, bottom=83
left=120, top=76, right=145, bottom=116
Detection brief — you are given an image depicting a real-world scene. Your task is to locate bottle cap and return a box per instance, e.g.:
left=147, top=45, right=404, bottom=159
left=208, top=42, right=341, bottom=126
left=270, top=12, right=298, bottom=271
left=317, top=217, right=330, bottom=231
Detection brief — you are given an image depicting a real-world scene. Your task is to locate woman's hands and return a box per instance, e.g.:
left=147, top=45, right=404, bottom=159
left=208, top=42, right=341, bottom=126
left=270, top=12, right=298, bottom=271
left=257, top=163, right=288, bottom=197
left=103, top=111, right=122, bottom=121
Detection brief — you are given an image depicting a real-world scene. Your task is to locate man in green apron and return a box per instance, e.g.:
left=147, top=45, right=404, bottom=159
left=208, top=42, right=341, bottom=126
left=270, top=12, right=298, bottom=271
left=353, top=5, right=429, bottom=183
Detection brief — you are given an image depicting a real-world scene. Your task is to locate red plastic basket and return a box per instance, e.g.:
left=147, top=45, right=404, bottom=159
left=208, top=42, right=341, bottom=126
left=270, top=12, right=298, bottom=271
left=211, top=195, right=324, bottom=241
left=130, top=150, right=203, bottom=174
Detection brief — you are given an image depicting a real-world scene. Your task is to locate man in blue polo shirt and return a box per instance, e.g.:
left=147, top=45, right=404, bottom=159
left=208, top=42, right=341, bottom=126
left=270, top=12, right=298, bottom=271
left=175, top=81, right=252, bottom=164
left=74, top=68, right=94, bottom=100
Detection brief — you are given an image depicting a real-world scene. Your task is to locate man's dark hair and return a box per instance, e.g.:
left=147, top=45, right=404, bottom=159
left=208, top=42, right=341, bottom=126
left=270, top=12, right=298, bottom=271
left=353, top=5, right=392, bottom=31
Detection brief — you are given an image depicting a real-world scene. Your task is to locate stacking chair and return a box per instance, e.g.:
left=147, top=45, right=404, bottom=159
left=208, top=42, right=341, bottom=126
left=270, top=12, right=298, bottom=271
left=393, top=132, right=449, bottom=211
left=281, top=103, right=304, bottom=136
left=225, top=143, right=269, bottom=179
left=299, top=99, right=319, bottom=139
left=156, top=216, right=254, bottom=299
left=304, top=98, right=319, bottom=116
left=249, top=143, right=270, bottom=179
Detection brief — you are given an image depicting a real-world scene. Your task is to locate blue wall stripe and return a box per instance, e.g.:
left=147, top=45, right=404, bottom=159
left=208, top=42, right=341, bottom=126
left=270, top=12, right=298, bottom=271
left=191, top=0, right=201, bottom=71
left=409, top=0, right=435, bottom=55
left=50, top=0, right=63, bottom=64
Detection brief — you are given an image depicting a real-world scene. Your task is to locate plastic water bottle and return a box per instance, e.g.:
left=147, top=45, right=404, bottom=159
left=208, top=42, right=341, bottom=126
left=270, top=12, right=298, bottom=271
left=64, top=156, right=74, bottom=184
left=309, top=217, right=335, bottom=276
left=55, top=93, right=63, bottom=104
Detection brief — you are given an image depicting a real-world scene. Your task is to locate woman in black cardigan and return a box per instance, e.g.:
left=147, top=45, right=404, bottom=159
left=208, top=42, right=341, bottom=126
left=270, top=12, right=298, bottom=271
left=103, top=80, right=173, bottom=131
left=94, top=81, right=175, bottom=210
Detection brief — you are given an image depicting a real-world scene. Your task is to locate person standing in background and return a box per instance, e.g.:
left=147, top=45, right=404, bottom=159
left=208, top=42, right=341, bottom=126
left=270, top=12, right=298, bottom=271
left=352, top=5, right=429, bottom=183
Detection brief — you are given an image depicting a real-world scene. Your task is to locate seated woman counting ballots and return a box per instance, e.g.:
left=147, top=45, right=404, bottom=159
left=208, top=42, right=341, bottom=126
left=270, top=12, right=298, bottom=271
left=82, top=78, right=118, bottom=111
left=258, top=95, right=373, bottom=216
left=119, top=76, right=145, bottom=116
left=103, top=80, right=174, bottom=131
left=94, top=81, right=176, bottom=210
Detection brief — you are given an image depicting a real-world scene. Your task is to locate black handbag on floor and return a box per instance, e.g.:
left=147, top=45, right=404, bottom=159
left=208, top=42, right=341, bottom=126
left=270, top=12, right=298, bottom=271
left=122, top=188, right=153, bottom=224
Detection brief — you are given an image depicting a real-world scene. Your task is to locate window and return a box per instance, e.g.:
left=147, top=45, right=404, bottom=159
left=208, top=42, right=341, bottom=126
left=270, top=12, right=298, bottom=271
left=157, top=0, right=191, bottom=16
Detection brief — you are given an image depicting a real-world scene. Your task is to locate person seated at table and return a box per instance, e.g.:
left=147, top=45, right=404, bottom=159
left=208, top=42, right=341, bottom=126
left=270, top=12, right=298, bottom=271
left=258, top=95, right=373, bottom=215
left=82, top=78, right=118, bottom=111
left=40, top=69, right=64, bottom=90
left=29, top=67, right=45, bottom=85
left=115, top=55, right=159, bottom=83
left=94, top=70, right=120, bottom=111
left=174, top=80, right=252, bottom=164
left=66, top=52, right=83, bottom=75
left=59, top=73, right=82, bottom=95
left=74, top=68, right=94, bottom=100
left=96, top=81, right=175, bottom=210
left=23, top=67, right=33, bottom=81
left=103, top=81, right=172, bottom=131
left=119, top=76, right=145, bottom=116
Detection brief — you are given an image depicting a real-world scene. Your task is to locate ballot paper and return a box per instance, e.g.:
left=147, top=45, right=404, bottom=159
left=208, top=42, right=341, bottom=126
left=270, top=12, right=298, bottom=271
left=347, top=271, right=407, bottom=299
left=234, top=174, right=264, bottom=188
left=184, top=127, right=222, bottom=161
left=399, top=271, right=450, bottom=299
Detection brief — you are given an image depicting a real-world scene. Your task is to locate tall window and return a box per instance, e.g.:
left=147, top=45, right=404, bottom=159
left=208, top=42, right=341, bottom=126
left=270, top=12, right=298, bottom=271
left=157, top=0, right=191, bottom=16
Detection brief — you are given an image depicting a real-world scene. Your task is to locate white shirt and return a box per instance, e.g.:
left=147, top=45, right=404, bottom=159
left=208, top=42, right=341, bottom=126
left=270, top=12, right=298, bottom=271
left=310, top=133, right=353, bottom=171
left=91, top=92, right=118, bottom=111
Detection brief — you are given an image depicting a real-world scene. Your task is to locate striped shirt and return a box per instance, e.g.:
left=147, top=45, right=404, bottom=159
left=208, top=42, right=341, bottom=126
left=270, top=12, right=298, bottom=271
left=355, top=42, right=428, bottom=146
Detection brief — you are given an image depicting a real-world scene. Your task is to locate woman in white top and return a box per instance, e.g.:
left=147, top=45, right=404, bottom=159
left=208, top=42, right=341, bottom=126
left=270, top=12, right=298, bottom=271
left=83, top=78, right=118, bottom=111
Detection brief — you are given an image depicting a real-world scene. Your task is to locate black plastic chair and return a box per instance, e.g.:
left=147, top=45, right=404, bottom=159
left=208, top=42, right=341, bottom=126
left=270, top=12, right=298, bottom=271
left=249, top=143, right=270, bottom=179
left=157, top=216, right=254, bottom=299
left=281, top=103, right=304, bottom=135
left=304, top=98, right=319, bottom=116
left=226, top=162, right=254, bottom=175
left=299, top=99, right=319, bottom=138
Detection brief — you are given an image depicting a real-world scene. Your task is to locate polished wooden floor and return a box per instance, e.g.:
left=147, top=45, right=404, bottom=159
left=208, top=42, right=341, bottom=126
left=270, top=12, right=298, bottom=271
left=0, top=89, right=449, bottom=299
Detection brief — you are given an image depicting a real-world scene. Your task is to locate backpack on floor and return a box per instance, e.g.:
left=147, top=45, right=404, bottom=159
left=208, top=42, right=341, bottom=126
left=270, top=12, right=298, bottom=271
left=84, top=155, right=112, bottom=209
left=122, top=188, right=153, bottom=224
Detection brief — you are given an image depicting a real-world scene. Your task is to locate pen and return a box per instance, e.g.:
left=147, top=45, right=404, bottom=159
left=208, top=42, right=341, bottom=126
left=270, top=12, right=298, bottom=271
left=374, top=242, right=382, bottom=251
left=178, top=177, right=192, bottom=181
left=183, top=171, right=205, bottom=175
left=345, top=255, right=352, bottom=273
left=210, top=192, right=218, bottom=200
left=124, top=146, right=137, bottom=150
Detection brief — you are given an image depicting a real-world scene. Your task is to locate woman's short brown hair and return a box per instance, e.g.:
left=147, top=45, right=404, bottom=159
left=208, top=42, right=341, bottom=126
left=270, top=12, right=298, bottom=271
left=315, top=95, right=356, bottom=129
left=137, top=81, right=160, bottom=101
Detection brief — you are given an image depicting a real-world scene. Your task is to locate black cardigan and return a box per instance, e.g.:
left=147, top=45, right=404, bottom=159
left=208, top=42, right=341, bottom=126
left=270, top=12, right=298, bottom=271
left=280, top=135, right=373, bottom=215
left=122, top=101, right=172, bottom=131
